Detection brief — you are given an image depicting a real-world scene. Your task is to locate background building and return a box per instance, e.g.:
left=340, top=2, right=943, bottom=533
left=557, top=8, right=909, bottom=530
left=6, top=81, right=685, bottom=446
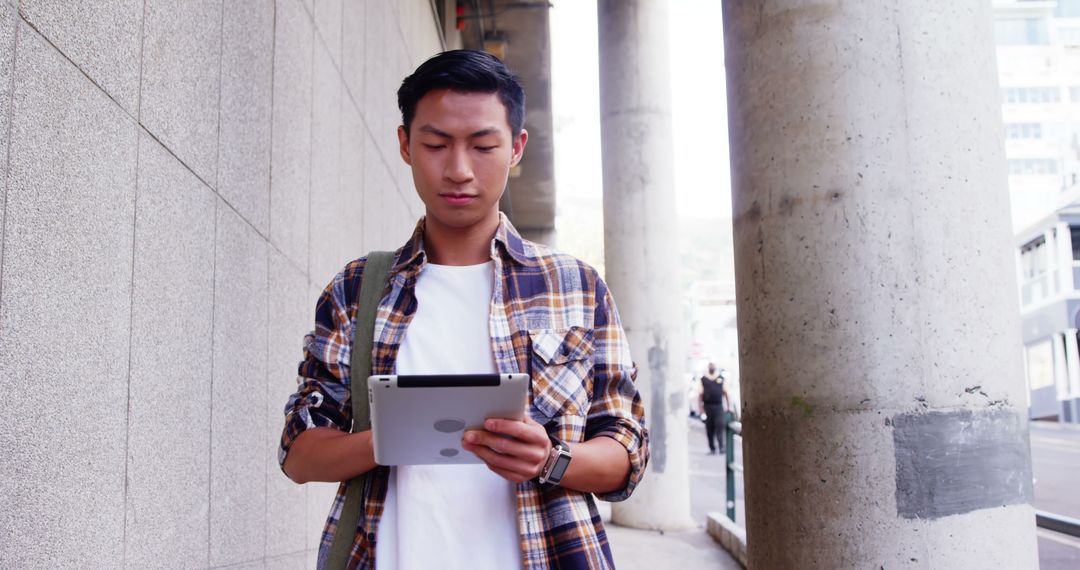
left=995, top=0, right=1080, bottom=230
left=996, top=0, right=1080, bottom=423
left=1015, top=192, right=1080, bottom=422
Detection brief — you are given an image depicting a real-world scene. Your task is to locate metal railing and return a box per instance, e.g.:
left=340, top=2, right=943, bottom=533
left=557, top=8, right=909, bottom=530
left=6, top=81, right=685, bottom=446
left=725, top=413, right=742, bottom=522
left=1037, top=510, right=1080, bottom=538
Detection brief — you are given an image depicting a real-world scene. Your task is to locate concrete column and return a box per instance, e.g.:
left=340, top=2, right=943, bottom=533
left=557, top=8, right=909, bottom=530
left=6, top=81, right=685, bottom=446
left=1056, top=222, right=1074, bottom=292
left=723, top=1, right=1038, bottom=568
left=597, top=0, right=693, bottom=530
left=1054, top=332, right=1069, bottom=399
left=1064, top=329, right=1080, bottom=397
left=1046, top=227, right=1060, bottom=296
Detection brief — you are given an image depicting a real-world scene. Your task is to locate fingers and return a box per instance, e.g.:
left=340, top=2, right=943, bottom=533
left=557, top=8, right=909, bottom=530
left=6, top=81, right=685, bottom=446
left=461, top=418, right=551, bottom=483
left=462, top=429, right=548, bottom=466
left=482, top=418, right=548, bottom=445
left=461, top=439, right=541, bottom=482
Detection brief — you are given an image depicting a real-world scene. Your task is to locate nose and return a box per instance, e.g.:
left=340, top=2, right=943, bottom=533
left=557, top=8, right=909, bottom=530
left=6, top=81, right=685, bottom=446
left=443, top=145, right=474, bottom=184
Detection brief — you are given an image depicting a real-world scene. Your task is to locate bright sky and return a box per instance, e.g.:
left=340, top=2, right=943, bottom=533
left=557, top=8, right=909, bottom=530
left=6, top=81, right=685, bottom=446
left=549, top=0, right=730, bottom=224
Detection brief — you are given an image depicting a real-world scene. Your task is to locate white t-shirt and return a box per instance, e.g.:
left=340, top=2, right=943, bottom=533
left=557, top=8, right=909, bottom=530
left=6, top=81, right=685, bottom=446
left=375, top=261, right=522, bottom=570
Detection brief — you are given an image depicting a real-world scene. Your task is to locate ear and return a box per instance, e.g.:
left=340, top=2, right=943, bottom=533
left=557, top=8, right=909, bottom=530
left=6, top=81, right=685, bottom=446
left=510, top=128, right=528, bottom=167
left=397, top=125, right=412, bottom=166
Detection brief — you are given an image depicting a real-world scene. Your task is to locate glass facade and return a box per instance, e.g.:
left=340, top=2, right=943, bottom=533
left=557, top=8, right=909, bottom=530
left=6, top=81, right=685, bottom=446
left=994, top=18, right=1051, bottom=45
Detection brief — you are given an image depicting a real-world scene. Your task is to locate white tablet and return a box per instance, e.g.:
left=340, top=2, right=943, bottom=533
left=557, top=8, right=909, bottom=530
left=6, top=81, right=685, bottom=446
left=367, top=373, right=529, bottom=465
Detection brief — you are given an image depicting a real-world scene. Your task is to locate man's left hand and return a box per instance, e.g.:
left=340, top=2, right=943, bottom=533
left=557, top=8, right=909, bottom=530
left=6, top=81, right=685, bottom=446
left=461, top=417, right=552, bottom=483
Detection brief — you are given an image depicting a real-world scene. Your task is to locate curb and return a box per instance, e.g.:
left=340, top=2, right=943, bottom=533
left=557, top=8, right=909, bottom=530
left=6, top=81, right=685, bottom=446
left=706, top=511, right=747, bottom=568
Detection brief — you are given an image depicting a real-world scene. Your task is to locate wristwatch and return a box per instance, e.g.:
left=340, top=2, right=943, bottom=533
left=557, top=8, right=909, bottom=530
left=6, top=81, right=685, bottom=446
left=538, top=437, right=572, bottom=486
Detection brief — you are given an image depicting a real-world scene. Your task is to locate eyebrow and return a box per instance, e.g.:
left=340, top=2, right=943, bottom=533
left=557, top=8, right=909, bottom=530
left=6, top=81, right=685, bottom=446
left=417, top=125, right=501, bottom=139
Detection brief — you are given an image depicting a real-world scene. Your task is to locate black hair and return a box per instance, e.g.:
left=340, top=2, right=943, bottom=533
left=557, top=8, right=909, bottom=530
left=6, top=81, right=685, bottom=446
left=397, top=49, right=526, bottom=136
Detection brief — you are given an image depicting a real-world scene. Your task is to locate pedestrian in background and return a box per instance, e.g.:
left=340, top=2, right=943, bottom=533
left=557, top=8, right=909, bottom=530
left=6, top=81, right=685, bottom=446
left=699, top=363, right=728, bottom=455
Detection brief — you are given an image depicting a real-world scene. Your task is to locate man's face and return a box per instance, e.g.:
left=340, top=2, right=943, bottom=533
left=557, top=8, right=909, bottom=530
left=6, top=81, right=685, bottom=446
left=398, top=89, right=527, bottom=236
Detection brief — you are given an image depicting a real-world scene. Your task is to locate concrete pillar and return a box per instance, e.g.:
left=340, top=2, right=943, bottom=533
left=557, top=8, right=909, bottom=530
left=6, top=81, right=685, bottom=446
left=723, top=1, right=1038, bottom=568
left=1046, top=227, right=1060, bottom=296
left=597, top=0, right=693, bottom=530
left=1056, top=222, right=1074, bottom=292
left=1064, top=329, right=1080, bottom=397
left=1054, top=332, right=1068, bottom=399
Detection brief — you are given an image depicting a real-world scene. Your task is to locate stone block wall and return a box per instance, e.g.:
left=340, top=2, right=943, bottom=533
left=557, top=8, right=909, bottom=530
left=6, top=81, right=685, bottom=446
left=0, top=1, right=444, bottom=566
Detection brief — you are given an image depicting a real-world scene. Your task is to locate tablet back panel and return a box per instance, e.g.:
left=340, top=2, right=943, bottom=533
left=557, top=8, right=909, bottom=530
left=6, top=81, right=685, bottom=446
left=367, top=373, right=529, bottom=465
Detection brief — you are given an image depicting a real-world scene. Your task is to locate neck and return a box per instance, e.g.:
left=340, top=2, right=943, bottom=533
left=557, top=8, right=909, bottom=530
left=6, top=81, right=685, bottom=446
left=423, top=213, right=500, bottom=266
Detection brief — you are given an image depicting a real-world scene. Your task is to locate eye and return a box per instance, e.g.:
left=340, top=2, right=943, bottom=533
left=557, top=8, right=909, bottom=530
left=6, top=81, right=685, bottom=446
left=476, top=145, right=497, bottom=152
left=423, top=143, right=446, bottom=150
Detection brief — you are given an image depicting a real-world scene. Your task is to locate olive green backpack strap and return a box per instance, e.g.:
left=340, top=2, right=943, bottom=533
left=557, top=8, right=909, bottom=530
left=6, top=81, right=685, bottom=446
left=326, top=250, right=394, bottom=569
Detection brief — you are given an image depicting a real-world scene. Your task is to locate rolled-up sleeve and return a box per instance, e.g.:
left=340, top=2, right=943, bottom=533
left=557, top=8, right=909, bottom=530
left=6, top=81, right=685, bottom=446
left=278, top=262, right=361, bottom=470
left=586, top=279, right=649, bottom=502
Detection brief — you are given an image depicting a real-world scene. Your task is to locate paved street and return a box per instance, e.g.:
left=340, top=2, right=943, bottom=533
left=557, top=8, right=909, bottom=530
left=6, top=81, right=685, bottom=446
left=1031, top=421, right=1080, bottom=569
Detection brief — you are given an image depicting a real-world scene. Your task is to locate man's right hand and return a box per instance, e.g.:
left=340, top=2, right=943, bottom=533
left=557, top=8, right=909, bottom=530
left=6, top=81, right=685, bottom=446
left=282, top=427, right=378, bottom=484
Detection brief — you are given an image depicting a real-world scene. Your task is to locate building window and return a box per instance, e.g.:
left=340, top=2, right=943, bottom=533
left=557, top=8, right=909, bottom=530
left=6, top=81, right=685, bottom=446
left=1002, top=87, right=1061, bottom=103
left=994, top=18, right=1051, bottom=45
left=1006, top=122, right=1044, bottom=139
left=1009, top=158, right=1060, bottom=175
left=1057, top=0, right=1080, bottom=18
left=1022, top=236, right=1048, bottom=280
left=1027, top=340, right=1055, bottom=390
left=1059, top=27, right=1080, bottom=44
left=1071, top=226, right=1080, bottom=261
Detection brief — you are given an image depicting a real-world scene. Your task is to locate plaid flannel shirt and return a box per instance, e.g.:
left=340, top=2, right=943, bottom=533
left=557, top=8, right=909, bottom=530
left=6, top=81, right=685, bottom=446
left=279, top=214, right=649, bottom=569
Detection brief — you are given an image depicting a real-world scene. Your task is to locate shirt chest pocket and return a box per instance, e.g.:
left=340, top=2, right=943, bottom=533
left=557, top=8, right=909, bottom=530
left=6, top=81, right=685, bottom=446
left=528, top=327, right=594, bottom=420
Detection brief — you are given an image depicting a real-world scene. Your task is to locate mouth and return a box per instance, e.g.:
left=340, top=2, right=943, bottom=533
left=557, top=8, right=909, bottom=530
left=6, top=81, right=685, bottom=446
left=439, top=193, right=477, bottom=206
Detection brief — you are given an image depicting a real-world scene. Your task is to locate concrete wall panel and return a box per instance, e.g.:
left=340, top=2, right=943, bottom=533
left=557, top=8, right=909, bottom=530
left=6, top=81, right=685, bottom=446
left=265, top=249, right=309, bottom=558
left=125, top=132, right=216, bottom=568
left=310, top=90, right=365, bottom=285
left=313, top=0, right=342, bottom=65
left=0, top=3, right=444, bottom=566
left=306, top=480, right=340, bottom=567
left=309, top=40, right=343, bottom=286
left=219, top=0, right=274, bottom=234
left=386, top=47, right=413, bottom=193
left=363, top=149, right=395, bottom=251
left=397, top=0, right=442, bottom=68
left=139, top=0, right=222, bottom=184
left=337, top=98, right=367, bottom=263
left=19, top=0, right=142, bottom=114
left=341, top=0, right=365, bottom=113
left=0, top=1, right=16, bottom=274
left=270, top=0, right=313, bottom=270
left=0, top=23, right=137, bottom=567
left=363, top=2, right=396, bottom=166
left=266, top=551, right=307, bottom=570
left=210, top=202, right=269, bottom=566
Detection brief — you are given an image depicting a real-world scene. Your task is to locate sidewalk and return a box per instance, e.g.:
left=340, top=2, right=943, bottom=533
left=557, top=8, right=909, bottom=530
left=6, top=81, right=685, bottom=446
left=599, top=417, right=744, bottom=569
left=606, top=521, right=742, bottom=569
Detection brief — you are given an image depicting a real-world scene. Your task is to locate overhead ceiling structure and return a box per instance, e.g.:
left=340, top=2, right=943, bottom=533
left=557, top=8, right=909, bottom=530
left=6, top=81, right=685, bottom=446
left=458, top=0, right=557, bottom=245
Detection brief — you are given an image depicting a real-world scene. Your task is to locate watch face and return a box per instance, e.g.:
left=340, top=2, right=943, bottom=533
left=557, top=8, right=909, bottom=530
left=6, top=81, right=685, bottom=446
left=549, top=455, right=570, bottom=481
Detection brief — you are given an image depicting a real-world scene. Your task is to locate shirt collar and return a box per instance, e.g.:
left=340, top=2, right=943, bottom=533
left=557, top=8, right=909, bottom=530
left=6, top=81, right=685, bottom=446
left=390, top=212, right=537, bottom=274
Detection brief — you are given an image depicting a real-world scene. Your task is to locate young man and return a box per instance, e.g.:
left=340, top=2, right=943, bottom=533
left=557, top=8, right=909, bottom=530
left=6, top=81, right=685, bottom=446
left=279, top=50, right=648, bottom=569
